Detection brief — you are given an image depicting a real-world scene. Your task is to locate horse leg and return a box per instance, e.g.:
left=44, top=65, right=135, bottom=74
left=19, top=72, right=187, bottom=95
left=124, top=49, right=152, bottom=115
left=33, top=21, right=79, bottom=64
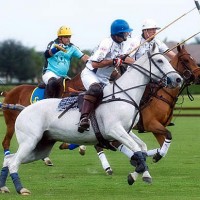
left=42, top=157, right=53, bottom=166
left=129, top=131, right=148, bottom=152
left=107, top=126, right=151, bottom=184
left=59, top=143, right=86, bottom=155
left=0, top=165, right=10, bottom=193
left=2, top=111, right=17, bottom=156
left=94, top=145, right=113, bottom=175
left=147, top=122, right=172, bottom=163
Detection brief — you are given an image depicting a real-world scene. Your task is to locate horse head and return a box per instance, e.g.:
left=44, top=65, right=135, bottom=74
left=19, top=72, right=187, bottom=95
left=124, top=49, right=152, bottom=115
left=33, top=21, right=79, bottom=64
left=131, top=43, right=183, bottom=89
left=170, top=45, right=200, bottom=84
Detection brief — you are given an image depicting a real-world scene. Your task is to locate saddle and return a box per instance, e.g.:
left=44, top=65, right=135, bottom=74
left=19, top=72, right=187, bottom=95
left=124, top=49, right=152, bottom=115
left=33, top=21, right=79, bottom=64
left=31, top=77, right=77, bottom=104
left=57, top=95, right=116, bottom=151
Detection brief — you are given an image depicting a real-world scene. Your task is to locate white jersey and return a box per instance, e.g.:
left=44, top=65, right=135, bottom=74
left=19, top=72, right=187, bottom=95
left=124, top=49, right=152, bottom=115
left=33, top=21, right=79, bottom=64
left=133, top=36, right=169, bottom=60
left=123, top=37, right=140, bottom=57
left=82, top=37, right=134, bottom=87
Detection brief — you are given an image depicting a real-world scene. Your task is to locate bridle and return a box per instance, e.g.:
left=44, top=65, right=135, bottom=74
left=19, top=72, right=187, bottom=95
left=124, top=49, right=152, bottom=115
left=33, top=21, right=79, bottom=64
left=101, top=52, right=179, bottom=133
left=174, top=53, right=200, bottom=84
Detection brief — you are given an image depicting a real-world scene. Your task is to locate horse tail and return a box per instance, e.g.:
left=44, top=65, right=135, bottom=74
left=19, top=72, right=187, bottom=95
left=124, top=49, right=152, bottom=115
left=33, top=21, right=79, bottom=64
left=0, top=91, right=7, bottom=97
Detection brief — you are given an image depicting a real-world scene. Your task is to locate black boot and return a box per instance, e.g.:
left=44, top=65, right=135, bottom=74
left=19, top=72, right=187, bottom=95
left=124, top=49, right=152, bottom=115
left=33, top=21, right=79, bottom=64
left=78, top=99, right=95, bottom=133
left=44, top=77, right=60, bottom=98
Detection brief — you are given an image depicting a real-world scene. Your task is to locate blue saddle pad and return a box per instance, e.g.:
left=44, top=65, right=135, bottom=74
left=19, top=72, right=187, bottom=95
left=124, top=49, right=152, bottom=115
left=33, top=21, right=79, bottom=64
left=30, top=87, right=45, bottom=104
left=57, top=96, right=78, bottom=111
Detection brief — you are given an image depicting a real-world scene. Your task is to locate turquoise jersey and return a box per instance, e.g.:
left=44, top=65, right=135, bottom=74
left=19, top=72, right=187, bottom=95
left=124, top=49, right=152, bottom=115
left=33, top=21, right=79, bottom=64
left=46, top=43, right=84, bottom=77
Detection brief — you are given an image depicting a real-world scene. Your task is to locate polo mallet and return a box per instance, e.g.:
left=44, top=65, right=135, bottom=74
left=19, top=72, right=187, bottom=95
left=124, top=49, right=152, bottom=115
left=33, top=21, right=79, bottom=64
left=54, top=44, right=67, bottom=52
left=165, top=31, right=200, bottom=54
left=127, top=7, right=197, bottom=57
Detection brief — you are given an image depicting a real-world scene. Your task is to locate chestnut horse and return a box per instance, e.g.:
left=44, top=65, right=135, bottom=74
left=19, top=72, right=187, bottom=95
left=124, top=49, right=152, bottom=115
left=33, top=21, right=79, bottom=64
left=0, top=73, right=85, bottom=163
left=58, top=45, right=200, bottom=175
left=90, top=44, right=200, bottom=174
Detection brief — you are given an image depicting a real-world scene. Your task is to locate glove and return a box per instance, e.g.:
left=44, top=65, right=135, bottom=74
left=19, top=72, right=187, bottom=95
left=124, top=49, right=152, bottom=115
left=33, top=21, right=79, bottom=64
left=113, top=58, right=123, bottom=67
left=58, top=43, right=65, bottom=48
left=118, top=54, right=128, bottom=61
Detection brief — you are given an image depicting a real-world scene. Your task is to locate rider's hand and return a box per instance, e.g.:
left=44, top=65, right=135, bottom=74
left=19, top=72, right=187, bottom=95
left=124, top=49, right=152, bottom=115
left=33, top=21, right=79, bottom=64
left=55, top=44, right=66, bottom=52
left=113, top=58, right=123, bottom=67
left=58, top=43, right=65, bottom=48
left=118, top=54, right=128, bottom=61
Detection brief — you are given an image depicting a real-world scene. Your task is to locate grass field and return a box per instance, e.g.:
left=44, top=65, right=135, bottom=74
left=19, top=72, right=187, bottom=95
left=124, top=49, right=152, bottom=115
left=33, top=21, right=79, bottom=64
left=0, top=95, right=200, bottom=199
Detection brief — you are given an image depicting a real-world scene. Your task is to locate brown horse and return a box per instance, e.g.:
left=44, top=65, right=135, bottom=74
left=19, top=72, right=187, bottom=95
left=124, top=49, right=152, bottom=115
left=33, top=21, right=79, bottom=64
left=0, top=73, right=85, bottom=164
left=59, top=45, right=200, bottom=175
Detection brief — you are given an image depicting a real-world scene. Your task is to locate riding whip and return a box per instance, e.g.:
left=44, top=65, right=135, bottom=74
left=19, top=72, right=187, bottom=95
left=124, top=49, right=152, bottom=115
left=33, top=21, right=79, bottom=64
left=165, top=31, right=200, bottom=54
left=127, top=7, right=197, bottom=56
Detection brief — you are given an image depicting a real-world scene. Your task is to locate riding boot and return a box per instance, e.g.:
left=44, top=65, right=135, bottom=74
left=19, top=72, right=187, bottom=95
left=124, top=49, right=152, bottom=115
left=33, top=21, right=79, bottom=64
left=44, top=77, right=60, bottom=98
left=78, top=98, right=95, bottom=133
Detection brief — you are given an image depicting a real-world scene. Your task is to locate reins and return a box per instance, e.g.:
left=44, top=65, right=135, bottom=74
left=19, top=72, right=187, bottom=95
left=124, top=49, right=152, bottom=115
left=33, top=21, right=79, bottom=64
left=101, top=52, right=178, bottom=133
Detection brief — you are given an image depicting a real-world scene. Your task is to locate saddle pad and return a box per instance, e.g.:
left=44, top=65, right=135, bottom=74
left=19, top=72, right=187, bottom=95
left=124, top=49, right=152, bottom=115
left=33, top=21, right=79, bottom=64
left=30, top=87, right=45, bottom=104
left=57, top=96, right=78, bottom=111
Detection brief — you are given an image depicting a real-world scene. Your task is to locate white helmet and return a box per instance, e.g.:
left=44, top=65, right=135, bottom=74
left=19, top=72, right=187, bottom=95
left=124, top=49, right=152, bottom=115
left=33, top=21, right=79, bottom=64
left=142, top=19, right=161, bottom=30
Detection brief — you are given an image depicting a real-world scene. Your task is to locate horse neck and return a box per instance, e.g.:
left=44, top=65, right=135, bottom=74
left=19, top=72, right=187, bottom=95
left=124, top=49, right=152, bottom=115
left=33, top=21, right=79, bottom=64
left=104, top=67, right=148, bottom=104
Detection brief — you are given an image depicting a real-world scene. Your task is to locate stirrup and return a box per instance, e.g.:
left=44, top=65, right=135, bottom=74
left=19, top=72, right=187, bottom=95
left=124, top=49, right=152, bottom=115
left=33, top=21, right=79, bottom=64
left=78, top=117, right=90, bottom=133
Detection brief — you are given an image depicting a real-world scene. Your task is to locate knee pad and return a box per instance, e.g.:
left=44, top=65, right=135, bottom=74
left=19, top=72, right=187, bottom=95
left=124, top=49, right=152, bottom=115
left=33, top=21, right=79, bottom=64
left=48, top=77, right=59, bottom=88
left=85, top=83, right=103, bottom=99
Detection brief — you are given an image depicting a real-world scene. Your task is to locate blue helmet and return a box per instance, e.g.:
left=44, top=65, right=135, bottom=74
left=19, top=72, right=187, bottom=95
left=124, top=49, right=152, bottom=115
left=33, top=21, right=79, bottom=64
left=111, top=19, right=133, bottom=35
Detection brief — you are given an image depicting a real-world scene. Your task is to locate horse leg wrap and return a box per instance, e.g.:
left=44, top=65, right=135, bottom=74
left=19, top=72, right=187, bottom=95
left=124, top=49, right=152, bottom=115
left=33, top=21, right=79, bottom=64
left=0, top=167, right=9, bottom=187
left=68, top=144, right=79, bottom=150
left=159, top=139, right=171, bottom=157
left=133, top=151, right=148, bottom=174
left=4, top=149, right=11, bottom=156
left=10, top=173, right=23, bottom=193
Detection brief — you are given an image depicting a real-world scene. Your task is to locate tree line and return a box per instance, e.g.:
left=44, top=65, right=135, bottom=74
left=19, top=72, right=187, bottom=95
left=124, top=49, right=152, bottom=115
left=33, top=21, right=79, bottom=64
left=0, top=39, right=91, bottom=84
left=0, top=37, right=199, bottom=84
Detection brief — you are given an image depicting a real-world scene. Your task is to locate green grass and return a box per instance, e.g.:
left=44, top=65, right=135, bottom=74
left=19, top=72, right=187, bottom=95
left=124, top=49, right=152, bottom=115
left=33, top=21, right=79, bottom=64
left=0, top=95, right=200, bottom=199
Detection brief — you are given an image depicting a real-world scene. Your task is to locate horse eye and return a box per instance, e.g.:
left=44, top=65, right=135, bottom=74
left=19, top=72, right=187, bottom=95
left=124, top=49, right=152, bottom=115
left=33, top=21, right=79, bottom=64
left=157, top=59, right=163, bottom=63
left=182, top=59, right=189, bottom=63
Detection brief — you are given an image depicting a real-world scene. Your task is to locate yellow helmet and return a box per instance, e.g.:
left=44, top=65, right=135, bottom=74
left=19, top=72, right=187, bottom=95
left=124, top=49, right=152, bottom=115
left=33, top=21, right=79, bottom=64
left=57, top=26, right=72, bottom=37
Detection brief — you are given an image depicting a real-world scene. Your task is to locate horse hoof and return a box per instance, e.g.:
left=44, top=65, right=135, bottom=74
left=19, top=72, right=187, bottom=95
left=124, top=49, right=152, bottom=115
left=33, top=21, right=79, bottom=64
left=168, top=122, right=175, bottom=126
left=127, top=172, right=138, bottom=185
left=105, top=167, right=113, bottom=175
left=43, top=157, right=53, bottom=166
left=142, top=171, right=152, bottom=184
left=142, top=176, right=152, bottom=183
left=79, top=145, right=86, bottom=156
left=59, top=143, right=69, bottom=150
left=20, top=188, right=31, bottom=195
left=0, top=186, right=10, bottom=193
left=152, top=153, right=162, bottom=163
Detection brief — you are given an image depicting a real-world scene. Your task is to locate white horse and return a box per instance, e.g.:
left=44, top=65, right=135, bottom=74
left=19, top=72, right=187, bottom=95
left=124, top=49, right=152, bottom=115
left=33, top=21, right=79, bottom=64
left=0, top=45, right=182, bottom=195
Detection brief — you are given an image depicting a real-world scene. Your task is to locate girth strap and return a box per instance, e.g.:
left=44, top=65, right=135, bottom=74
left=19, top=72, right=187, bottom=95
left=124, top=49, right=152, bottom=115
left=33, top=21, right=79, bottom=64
left=90, top=112, right=116, bottom=151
